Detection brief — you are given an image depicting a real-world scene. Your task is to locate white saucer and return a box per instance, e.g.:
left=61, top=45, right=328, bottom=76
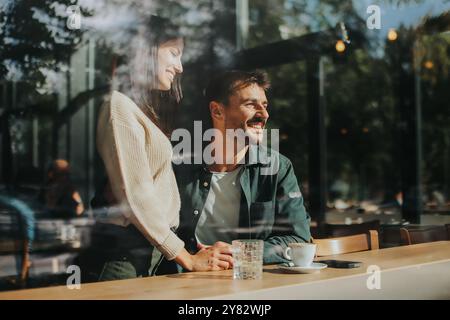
left=278, top=262, right=328, bottom=274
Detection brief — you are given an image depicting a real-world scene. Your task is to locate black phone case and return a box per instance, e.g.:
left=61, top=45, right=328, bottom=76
left=319, top=260, right=362, bottom=268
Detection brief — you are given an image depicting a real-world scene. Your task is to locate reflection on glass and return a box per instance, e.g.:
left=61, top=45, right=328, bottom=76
left=0, top=0, right=449, bottom=293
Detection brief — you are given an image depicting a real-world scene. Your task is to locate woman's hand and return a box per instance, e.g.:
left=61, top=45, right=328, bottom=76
left=191, top=242, right=233, bottom=271
left=175, top=242, right=233, bottom=272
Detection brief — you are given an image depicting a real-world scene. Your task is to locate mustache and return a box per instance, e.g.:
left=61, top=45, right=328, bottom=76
left=247, top=116, right=267, bottom=125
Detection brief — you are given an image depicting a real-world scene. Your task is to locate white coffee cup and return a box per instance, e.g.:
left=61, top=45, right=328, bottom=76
left=283, top=243, right=317, bottom=267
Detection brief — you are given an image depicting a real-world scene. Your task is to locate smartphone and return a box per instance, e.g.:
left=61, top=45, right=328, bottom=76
left=317, top=260, right=362, bottom=268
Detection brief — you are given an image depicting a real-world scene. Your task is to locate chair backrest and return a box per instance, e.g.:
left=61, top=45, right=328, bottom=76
left=446, top=224, right=450, bottom=240
left=313, top=230, right=379, bottom=257
left=400, top=225, right=448, bottom=245
left=324, top=220, right=380, bottom=238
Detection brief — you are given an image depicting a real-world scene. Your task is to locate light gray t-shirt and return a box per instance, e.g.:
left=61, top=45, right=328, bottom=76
left=195, top=167, right=242, bottom=245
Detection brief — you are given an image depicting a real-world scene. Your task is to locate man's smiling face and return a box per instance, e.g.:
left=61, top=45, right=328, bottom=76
left=221, top=83, right=269, bottom=144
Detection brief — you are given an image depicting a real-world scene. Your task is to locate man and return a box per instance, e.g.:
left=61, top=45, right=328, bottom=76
left=174, top=70, right=311, bottom=265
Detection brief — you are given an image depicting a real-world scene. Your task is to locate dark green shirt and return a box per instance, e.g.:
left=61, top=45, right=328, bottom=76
left=173, top=147, right=311, bottom=264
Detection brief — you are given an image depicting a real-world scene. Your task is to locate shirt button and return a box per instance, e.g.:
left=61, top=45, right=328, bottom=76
left=193, top=210, right=199, bottom=215
left=203, top=182, right=209, bottom=187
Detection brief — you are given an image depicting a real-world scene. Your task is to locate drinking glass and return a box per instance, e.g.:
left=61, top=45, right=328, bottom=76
left=232, top=239, right=263, bottom=280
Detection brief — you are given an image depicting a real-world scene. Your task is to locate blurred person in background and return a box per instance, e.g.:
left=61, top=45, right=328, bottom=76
left=0, top=192, right=35, bottom=288
left=38, top=159, right=84, bottom=219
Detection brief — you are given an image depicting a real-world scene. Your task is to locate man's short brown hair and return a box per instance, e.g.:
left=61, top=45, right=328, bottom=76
left=204, top=70, right=270, bottom=105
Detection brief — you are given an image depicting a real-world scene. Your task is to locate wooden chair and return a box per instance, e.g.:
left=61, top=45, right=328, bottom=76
left=313, top=230, right=379, bottom=257
left=399, top=225, right=448, bottom=245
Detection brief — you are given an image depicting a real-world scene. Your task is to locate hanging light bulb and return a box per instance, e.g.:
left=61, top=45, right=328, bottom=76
left=336, top=40, right=346, bottom=53
left=424, top=60, right=434, bottom=69
left=388, top=28, right=398, bottom=41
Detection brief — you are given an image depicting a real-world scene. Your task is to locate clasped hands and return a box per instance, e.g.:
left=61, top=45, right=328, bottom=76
left=192, top=241, right=234, bottom=271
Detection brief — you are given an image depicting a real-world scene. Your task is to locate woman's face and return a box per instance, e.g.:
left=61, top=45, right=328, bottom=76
left=156, top=38, right=184, bottom=90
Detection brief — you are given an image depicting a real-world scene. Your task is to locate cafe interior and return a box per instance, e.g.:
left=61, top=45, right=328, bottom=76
left=0, top=0, right=449, bottom=299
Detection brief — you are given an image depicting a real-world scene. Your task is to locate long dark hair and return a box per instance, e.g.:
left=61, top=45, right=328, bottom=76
left=113, top=15, right=183, bottom=134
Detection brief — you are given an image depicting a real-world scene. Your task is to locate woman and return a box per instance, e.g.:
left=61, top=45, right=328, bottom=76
left=86, top=15, right=232, bottom=281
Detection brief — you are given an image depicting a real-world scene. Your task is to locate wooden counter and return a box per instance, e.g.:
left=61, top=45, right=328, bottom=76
left=1, top=241, right=449, bottom=300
